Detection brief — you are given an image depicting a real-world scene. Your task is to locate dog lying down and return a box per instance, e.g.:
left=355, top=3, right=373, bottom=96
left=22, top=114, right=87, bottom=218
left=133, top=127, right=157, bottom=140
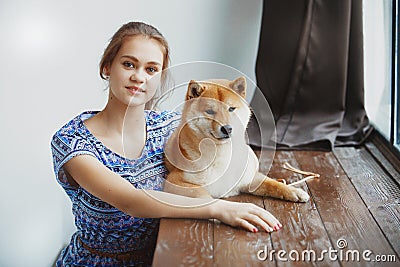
left=164, top=76, right=310, bottom=202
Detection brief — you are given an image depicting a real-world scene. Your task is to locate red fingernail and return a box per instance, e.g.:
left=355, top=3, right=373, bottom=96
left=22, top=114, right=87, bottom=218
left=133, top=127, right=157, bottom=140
left=273, top=225, right=278, bottom=231
left=278, top=223, right=283, bottom=228
left=253, top=228, right=258, bottom=233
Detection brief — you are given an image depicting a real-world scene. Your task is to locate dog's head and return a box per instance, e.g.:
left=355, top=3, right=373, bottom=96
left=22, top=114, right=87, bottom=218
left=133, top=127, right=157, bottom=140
left=181, top=76, right=251, bottom=142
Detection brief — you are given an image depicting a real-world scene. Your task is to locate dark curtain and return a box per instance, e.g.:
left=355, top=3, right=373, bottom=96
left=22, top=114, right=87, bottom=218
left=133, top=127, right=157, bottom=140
left=248, top=0, right=372, bottom=151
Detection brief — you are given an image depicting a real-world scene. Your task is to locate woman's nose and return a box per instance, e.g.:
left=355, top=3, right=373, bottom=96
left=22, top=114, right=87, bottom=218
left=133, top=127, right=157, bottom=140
left=131, top=68, right=146, bottom=83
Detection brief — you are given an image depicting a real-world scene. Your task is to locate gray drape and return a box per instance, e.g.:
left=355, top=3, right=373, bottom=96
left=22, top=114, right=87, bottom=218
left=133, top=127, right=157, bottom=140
left=248, top=0, right=372, bottom=150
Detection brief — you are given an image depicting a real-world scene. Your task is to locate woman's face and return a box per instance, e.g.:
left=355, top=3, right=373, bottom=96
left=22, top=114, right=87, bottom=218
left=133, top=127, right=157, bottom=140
left=106, top=35, right=164, bottom=108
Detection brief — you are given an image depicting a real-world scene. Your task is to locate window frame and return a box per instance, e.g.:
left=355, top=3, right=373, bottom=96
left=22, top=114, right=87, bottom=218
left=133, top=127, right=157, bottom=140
left=392, top=0, right=400, bottom=152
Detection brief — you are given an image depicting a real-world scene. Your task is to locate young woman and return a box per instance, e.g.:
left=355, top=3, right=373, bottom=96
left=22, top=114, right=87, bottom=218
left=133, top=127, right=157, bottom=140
left=51, top=21, right=281, bottom=266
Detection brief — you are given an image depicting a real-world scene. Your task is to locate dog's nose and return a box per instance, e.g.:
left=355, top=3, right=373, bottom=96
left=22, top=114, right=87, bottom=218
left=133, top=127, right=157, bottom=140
left=220, top=125, right=232, bottom=138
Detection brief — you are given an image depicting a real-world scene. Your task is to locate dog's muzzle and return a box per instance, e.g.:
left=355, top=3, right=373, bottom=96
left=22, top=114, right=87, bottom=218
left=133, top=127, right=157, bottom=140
left=219, top=125, right=232, bottom=139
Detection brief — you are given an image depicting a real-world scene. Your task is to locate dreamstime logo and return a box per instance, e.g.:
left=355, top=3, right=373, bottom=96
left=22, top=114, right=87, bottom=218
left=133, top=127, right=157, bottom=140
left=257, top=238, right=397, bottom=263
left=122, top=61, right=276, bottom=208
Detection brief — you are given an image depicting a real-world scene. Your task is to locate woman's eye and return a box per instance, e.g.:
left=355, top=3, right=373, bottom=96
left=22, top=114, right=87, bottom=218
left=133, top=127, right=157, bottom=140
left=123, top=62, right=135, bottom=68
left=147, top=67, right=159, bottom=74
left=228, top=107, right=236, bottom=112
left=205, top=109, right=216, bottom=115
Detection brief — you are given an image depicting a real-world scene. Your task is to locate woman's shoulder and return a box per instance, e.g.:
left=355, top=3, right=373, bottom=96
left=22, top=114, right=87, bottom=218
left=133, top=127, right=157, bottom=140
left=52, top=111, right=98, bottom=143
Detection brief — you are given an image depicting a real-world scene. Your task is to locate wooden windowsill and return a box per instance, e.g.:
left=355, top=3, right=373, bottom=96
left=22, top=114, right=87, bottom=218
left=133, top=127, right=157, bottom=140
left=153, top=134, right=400, bottom=266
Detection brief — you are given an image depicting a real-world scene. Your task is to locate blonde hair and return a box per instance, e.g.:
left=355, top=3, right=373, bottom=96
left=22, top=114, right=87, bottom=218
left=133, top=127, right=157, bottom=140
left=99, top=21, right=171, bottom=110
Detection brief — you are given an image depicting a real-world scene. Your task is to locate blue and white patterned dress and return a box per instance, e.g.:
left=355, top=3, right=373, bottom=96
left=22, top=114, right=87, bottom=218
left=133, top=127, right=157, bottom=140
left=51, top=110, right=180, bottom=267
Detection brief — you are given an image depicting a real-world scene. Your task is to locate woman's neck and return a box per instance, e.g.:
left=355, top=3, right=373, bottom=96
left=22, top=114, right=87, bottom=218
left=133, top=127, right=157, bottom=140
left=83, top=92, right=148, bottom=159
left=99, top=101, right=145, bottom=136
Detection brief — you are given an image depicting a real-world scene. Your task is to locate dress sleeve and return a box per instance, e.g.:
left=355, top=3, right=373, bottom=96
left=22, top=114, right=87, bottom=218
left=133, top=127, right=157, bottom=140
left=51, top=127, right=96, bottom=188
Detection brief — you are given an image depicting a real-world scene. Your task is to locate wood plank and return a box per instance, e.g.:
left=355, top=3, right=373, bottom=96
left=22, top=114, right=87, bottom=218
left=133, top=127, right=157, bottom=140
left=334, top=146, right=400, bottom=257
left=264, top=151, right=340, bottom=267
left=213, top=194, right=274, bottom=267
left=295, top=150, right=398, bottom=267
left=364, top=141, right=400, bottom=186
left=367, top=131, right=400, bottom=183
left=152, top=218, right=213, bottom=267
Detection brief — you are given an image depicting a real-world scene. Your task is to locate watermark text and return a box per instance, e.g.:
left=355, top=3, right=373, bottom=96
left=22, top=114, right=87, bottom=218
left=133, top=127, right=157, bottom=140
left=257, top=239, right=397, bottom=263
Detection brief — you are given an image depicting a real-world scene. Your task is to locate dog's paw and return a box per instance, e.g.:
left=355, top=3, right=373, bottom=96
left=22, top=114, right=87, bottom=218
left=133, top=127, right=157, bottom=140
left=286, top=187, right=310, bottom=202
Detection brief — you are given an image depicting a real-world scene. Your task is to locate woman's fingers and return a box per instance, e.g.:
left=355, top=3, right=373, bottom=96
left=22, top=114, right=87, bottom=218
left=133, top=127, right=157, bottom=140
left=243, top=214, right=274, bottom=232
left=215, top=200, right=283, bottom=233
left=252, top=208, right=282, bottom=231
left=238, top=219, right=259, bottom=233
left=239, top=204, right=282, bottom=233
left=246, top=211, right=280, bottom=232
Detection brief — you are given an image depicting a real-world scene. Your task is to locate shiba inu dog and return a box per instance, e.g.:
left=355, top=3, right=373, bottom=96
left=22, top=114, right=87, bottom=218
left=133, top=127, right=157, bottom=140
left=164, top=76, right=309, bottom=202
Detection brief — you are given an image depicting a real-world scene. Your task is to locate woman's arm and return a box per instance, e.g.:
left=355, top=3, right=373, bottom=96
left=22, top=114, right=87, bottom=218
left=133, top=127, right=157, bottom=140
left=63, top=155, right=281, bottom=232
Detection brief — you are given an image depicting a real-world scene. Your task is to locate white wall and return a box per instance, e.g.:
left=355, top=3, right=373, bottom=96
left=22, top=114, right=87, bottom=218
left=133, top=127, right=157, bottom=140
left=0, top=0, right=263, bottom=266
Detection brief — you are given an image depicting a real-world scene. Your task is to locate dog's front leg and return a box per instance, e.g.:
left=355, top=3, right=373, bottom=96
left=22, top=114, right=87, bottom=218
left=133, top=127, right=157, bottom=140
left=248, top=172, right=310, bottom=202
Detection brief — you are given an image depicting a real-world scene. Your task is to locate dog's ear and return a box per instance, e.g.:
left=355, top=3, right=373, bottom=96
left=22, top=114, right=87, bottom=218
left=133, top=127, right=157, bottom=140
left=229, top=76, right=246, bottom=98
left=187, top=80, right=205, bottom=100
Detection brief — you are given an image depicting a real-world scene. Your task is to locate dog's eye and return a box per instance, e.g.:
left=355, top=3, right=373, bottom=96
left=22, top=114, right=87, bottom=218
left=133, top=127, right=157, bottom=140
left=205, top=109, right=216, bottom=115
left=228, top=107, right=236, bottom=112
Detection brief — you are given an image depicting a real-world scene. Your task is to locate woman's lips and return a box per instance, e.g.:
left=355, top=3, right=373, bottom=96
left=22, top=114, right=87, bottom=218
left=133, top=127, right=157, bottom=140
left=126, top=86, right=145, bottom=94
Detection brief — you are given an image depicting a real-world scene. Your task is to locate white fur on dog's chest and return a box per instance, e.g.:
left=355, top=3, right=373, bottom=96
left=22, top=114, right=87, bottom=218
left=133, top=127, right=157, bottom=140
left=182, top=144, right=232, bottom=184
left=183, top=143, right=259, bottom=198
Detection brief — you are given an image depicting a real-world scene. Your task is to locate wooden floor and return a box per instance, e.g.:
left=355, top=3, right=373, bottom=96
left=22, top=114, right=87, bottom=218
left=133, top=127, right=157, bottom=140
left=153, top=133, right=400, bottom=266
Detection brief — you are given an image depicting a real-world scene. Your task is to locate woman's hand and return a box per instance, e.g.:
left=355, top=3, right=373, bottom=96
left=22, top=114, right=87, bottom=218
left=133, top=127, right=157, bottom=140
left=209, top=199, right=282, bottom=233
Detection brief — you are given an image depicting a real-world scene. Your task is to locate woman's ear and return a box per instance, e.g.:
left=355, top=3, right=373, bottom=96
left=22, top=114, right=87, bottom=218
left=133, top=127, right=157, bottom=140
left=186, top=80, right=205, bottom=100
left=102, top=65, right=110, bottom=79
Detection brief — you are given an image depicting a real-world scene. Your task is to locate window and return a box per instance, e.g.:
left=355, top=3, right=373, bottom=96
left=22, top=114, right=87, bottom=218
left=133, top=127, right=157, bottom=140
left=364, top=0, right=399, bottom=153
